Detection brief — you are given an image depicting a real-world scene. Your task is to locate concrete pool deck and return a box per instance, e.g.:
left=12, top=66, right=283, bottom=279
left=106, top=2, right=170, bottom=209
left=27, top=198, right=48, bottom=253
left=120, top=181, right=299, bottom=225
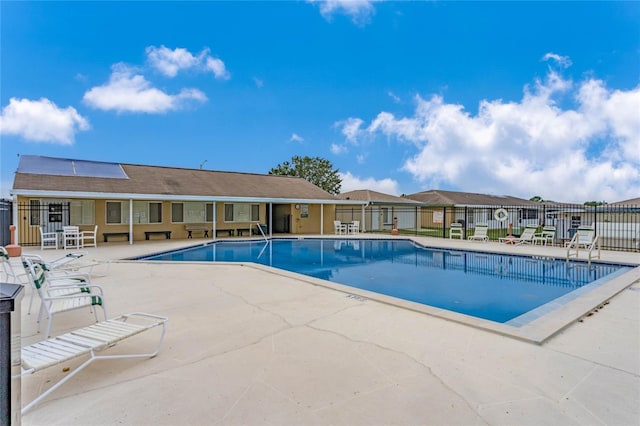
left=14, top=235, right=640, bottom=425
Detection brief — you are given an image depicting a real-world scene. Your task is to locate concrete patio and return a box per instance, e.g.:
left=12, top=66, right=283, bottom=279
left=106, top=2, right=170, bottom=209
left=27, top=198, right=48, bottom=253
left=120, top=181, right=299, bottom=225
left=13, top=236, right=640, bottom=425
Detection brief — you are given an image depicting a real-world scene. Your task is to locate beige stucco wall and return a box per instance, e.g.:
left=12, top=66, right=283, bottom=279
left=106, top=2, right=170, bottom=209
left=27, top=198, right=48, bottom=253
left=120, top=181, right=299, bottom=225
left=14, top=196, right=337, bottom=245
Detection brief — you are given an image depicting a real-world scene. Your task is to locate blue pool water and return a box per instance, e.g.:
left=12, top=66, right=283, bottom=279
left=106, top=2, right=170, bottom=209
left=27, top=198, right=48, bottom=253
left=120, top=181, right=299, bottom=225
left=139, top=239, right=631, bottom=324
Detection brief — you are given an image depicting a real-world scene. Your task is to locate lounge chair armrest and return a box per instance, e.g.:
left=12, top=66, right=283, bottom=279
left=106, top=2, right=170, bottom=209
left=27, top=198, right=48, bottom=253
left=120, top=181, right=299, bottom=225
left=45, top=284, right=105, bottom=296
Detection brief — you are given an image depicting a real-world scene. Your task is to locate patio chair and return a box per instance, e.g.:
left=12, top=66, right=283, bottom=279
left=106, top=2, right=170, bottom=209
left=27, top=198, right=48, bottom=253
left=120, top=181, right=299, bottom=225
left=449, top=223, right=463, bottom=239
left=81, top=225, right=98, bottom=247
left=20, top=312, right=168, bottom=414
left=63, top=225, right=82, bottom=250
left=499, top=225, right=538, bottom=245
left=533, top=226, right=556, bottom=245
left=334, top=220, right=347, bottom=235
left=39, top=226, right=58, bottom=250
left=348, top=220, right=360, bottom=235
left=468, top=224, right=489, bottom=242
left=1, top=246, right=21, bottom=283
left=566, top=225, right=600, bottom=262
left=22, top=256, right=107, bottom=338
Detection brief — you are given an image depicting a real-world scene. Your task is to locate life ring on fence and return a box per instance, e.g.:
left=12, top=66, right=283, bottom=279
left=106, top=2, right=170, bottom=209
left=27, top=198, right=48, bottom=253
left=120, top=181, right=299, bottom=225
left=494, top=208, right=508, bottom=222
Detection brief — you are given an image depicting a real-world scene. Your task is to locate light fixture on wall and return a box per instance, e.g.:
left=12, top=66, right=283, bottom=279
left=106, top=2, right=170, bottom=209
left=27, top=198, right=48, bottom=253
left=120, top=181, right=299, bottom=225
left=295, top=204, right=300, bottom=209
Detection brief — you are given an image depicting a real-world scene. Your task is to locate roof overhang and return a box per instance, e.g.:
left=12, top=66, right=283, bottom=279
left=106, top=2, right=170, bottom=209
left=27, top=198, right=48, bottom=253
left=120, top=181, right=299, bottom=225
left=11, top=189, right=368, bottom=205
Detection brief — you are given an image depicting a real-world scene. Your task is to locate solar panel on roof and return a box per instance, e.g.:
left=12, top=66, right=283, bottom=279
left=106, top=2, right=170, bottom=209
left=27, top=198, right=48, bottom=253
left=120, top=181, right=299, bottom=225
left=17, top=155, right=128, bottom=179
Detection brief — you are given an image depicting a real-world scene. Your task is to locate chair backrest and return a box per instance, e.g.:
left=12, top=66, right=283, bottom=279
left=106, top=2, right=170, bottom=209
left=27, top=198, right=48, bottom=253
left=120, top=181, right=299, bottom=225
left=542, top=226, right=556, bottom=237
left=474, top=225, right=488, bottom=236
left=22, top=256, right=47, bottom=292
left=575, top=226, right=595, bottom=245
left=520, top=226, right=538, bottom=240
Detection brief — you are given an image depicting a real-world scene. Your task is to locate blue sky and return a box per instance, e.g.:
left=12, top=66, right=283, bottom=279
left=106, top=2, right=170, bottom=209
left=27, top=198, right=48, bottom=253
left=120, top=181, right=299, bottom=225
left=1, top=1, right=639, bottom=203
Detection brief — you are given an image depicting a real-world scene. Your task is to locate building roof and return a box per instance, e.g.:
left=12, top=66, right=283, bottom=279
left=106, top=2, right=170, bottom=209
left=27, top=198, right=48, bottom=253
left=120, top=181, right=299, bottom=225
left=405, top=189, right=536, bottom=206
left=608, top=197, right=640, bottom=206
left=12, top=155, right=351, bottom=203
left=336, top=190, right=423, bottom=205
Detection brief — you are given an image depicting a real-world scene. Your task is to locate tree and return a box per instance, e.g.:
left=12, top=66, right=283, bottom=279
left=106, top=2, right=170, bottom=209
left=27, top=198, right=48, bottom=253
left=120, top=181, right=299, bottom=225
left=269, top=156, right=341, bottom=195
left=529, top=196, right=545, bottom=202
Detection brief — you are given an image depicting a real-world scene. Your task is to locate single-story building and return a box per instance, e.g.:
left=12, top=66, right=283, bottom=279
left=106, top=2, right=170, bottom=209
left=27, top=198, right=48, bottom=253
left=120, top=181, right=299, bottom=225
left=335, top=190, right=424, bottom=232
left=405, top=189, right=542, bottom=231
left=11, top=155, right=366, bottom=246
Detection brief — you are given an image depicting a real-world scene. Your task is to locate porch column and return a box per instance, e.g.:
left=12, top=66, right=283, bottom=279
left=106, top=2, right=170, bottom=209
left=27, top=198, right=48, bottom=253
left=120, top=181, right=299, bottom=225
left=320, top=203, right=324, bottom=235
left=361, top=204, right=366, bottom=232
left=213, top=201, right=217, bottom=241
left=129, top=199, right=133, bottom=245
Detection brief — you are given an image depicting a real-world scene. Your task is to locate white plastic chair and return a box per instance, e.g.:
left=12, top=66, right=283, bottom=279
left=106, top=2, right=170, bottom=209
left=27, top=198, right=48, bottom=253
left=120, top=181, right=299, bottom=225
left=1, top=247, right=20, bottom=282
left=449, top=223, right=463, bottom=239
left=468, top=224, right=489, bottom=242
left=81, top=225, right=98, bottom=247
left=63, top=225, right=82, bottom=250
left=334, top=220, right=347, bottom=235
left=39, top=226, right=58, bottom=250
left=348, top=220, right=360, bottom=235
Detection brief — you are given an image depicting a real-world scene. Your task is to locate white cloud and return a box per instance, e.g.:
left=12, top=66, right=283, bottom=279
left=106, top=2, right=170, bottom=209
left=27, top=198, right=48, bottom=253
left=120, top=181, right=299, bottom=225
left=205, top=57, right=230, bottom=80
left=337, top=117, right=364, bottom=143
left=542, top=52, right=572, bottom=69
left=330, top=143, right=347, bottom=154
left=290, top=133, right=304, bottom=143
left=309, top=0, right=378, bottom=25
left=0, top=97, right=89, bottom=144
left=146, top=46, right=199, bottom=77
left=352, top=67, right=640, bottom=203
left=83, top=64, right=207, bottom=113
left=388, top=91, right=401, bottom=103
left=146, top=45, right=230, bottom=79
left=253, top=77, right=264, bottom=88
left=339, top=171, right=400, bottom=195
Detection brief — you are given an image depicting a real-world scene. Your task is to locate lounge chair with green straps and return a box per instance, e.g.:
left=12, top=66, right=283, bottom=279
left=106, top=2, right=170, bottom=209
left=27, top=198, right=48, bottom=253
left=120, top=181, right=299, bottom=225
left=22, top=255, right=107, bottom=338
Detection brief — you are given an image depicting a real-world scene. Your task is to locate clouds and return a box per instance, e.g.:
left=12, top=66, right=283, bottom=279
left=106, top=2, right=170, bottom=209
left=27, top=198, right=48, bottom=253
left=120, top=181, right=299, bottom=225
left=0, top=98, right=89, bottom=144
left=85, top=46, right=227, bottom=113
left=146, top=45, right=230, bottom=79
left=83, top=64, right=207, bottom=113
left=337, top=62, right=640, bottom=203
left=340, top=171, right=400, bottom=195
left=309, top=0, right=378, bottom=25
left=1, top=45, right=227, bottom=143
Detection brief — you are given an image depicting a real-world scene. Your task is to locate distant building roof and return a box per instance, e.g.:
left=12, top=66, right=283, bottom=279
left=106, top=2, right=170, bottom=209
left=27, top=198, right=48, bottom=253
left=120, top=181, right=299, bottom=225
left=608, top=197, right=640, bottom=206
left=405, top=189, right=536, bottom=206
left=12, top=155, right=347, bottom=203
left=337, top=189, right=423, bottom=205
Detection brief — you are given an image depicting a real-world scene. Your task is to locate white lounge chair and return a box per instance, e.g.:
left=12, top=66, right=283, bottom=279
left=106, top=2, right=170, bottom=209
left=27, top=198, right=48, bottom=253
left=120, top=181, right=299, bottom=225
left=1, top=246, right=21, bottom=283
left=22, top=256, right=107, bottom=337
left=468, top=224, right=489, bottom=242
left=39, top=226, right=58, bottom=250
left=500, top=225, right=538, bottom=245
left=566, top=225, right=600, bottom=262
left=20, top=312, right=168, bottom=414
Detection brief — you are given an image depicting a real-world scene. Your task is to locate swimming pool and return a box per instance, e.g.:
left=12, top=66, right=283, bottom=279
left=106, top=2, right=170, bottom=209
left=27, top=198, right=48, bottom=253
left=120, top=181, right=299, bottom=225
left=138, top=238, right=632, bottom=325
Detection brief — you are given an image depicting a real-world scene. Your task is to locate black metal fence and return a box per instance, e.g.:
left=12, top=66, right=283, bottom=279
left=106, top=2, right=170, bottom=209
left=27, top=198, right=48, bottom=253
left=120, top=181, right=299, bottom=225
left=12, top=201, right=72, bottom=247
left=0, top=200, right=12, bottom=246
left=336, top=203, right=640, bottom=252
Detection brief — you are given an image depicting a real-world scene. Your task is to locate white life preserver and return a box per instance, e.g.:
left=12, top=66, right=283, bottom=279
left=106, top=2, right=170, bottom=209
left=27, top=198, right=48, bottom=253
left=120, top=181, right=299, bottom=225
left=494, top=208, right=508, bottom=222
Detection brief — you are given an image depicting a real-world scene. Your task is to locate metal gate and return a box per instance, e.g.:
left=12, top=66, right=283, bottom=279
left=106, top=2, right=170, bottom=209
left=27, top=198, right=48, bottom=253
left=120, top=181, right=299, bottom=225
left=16, top=201, right=71, bottom=247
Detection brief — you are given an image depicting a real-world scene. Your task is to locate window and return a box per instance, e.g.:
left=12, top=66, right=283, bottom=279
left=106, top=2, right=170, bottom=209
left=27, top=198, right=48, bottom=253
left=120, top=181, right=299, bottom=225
left=106, top=201, right=131, bottom=224
left=224, top=203, right=260, bottom=222
left=172, top=202, right=213, bottom=223
left=30, top=200, right=41, bottom=226
left=70, top=200, right=95, bottom=225
left=133, top=201, right=162, bottom=224
left=519, top=209, right=539, bottom=220
left=381, top=207, right=390, bottom=224
left=172, top=203, right=184, bottom=223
